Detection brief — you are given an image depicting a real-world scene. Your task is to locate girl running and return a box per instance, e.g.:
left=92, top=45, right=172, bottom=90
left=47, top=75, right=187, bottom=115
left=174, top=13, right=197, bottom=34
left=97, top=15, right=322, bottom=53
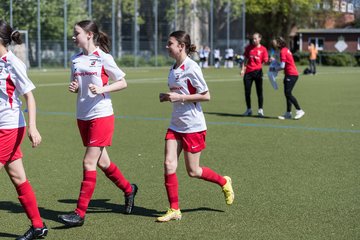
left=157, top=30, right=234, bottom=222
left=272, top=37, right=305, bottom=120
left=0, top=20, right=48, bottom=240
left=58, top=20, right=137, bottom=227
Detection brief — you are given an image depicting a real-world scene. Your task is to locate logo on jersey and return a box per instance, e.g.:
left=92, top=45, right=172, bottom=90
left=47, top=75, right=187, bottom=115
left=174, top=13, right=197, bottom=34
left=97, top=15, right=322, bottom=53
left=89, top=58, right=100, bottom=67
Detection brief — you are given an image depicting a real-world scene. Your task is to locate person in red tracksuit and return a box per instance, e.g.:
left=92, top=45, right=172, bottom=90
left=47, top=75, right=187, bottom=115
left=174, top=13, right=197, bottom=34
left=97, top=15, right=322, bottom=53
left=240, top=33, right=269, bottom=117
left=271, top=37, right=305, bottom=120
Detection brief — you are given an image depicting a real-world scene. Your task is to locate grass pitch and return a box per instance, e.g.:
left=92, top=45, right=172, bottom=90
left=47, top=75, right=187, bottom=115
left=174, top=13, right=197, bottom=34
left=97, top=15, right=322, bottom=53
left=0, top=66, right=359, bottom=240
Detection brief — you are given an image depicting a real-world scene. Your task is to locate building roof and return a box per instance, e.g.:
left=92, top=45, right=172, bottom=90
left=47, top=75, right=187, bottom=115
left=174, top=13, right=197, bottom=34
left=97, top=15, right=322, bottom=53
left=297, top=28, right=360, bottom=34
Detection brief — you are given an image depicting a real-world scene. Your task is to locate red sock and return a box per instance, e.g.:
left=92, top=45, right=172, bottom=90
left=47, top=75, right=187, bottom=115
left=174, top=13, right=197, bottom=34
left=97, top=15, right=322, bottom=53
left=75, top=170, right=97, bottom=218
left=102, top=162, right=132, bottom=196
left=165, top=173, right=179, bottom=210
left=16, top=180, right=43, bottom=228
left=201, top=167, right=226, bottom=186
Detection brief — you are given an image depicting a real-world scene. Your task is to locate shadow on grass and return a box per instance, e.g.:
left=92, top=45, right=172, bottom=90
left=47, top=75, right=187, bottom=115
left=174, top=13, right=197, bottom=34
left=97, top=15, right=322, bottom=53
left=58, top=198, right=161, bottom=218
left=204, top=111, right=278, bottom=119
left=0, top=232, right=19, bottom=239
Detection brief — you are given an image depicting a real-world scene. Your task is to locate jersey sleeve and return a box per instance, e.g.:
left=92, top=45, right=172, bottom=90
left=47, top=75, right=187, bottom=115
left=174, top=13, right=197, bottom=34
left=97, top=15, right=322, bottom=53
left=8, top=58, right=35, bottom=95
left=103, top=54, right=126, bottom=81
left=188, top=64, right=208, bottom=94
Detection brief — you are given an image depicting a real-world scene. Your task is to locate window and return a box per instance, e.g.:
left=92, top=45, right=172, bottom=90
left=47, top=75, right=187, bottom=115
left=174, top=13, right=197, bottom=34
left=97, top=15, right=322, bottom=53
left=358, top=38, right=360, bottom=50
left=309, top=37, right=325, bottom=50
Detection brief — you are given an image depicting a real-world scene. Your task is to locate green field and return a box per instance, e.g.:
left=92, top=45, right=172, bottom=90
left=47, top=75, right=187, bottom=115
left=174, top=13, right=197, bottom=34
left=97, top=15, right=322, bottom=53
left=1, top=66, right=359, bottom=240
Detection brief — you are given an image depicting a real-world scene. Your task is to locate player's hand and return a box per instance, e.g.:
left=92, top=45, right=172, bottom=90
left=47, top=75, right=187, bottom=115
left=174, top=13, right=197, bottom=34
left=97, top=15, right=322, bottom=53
left=240, top=69, right=245, bottom=76
left=89, top=83, right=104, bottom=95
left=27, top=126, right=42, bottom=148
left=69, top=80, right=79, bottom=93
left=168, top=92, right=183, bottom=103
left=159, top=93, right=170, bottom=102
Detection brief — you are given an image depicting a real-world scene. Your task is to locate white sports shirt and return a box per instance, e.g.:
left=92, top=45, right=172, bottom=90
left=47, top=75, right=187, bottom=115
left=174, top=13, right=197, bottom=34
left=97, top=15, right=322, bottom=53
left=0, top=51, right=35, bottom=129
left=70, top=47, right=125, bottom=120
left=168, top=57, right=208, bottom=133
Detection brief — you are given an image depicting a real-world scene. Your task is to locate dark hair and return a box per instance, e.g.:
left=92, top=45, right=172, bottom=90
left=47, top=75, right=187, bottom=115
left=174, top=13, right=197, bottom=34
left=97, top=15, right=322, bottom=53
left=169, top=30, right=196, bottom=55
left=75, top=20, right=110, bottom=53
left=275, top=36, right=287, bottom=49
left=0, top=20, right=22, bottom=46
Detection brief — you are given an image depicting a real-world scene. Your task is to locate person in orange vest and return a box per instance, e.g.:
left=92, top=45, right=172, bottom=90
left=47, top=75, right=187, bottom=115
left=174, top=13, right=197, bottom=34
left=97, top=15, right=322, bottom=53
left=308, top=43, right=318, bottom=75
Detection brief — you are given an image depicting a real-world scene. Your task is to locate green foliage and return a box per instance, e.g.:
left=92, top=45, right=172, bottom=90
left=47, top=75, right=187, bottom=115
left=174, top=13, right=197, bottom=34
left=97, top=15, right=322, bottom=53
left=148, top=55, right=174, bottom=67
left=116, top=54, right=147, bottom=67
left=321, top=53, right=357, bottom=67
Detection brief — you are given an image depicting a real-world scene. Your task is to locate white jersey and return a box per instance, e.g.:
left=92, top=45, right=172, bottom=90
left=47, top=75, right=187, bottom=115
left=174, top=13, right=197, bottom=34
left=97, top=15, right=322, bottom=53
left=168, top=57, right=208, bottom=133
left=214, top=49, right=220, bottom=59
left=0, top=51, right=35, bottom=129
left=70, top=47, right=125, bottom=120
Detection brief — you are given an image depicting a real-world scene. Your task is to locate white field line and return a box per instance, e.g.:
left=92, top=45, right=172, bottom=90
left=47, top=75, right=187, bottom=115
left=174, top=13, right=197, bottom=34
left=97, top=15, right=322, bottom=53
left=36, top=69, right=360, bottom=87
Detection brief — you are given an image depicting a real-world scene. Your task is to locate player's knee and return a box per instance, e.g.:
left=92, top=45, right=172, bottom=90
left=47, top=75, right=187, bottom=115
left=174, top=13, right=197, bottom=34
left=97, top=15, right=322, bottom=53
left=164, top=158, right=176, bottom=172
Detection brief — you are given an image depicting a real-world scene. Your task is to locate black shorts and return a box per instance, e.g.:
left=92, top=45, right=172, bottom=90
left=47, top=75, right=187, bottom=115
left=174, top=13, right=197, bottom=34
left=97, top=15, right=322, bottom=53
left=244, top=69, right=263, bottom=81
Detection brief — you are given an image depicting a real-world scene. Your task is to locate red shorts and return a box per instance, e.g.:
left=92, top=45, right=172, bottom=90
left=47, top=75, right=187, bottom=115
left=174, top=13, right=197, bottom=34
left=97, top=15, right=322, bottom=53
left=77, top=115, right=115, bottom=147
left=0, top=127, right=26, bottom=165
left=165, top=128, right=206, bottom=153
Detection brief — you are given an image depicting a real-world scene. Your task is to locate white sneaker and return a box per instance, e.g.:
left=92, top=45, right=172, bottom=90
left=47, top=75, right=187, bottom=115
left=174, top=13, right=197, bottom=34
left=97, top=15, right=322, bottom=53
left=243, top=109, right=252, bottom=116
left=278, top=112, right=292, bottom=120
left=294, top=110, right=305, bottom=120
left=258, top=108, right=264, bottom=117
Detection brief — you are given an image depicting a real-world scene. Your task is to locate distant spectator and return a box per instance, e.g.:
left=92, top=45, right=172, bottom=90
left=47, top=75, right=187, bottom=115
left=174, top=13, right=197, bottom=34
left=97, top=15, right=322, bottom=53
left=224, top=48, right=234, bottom=68
left=214, top=48, right=221, bottom=68
left=308, top=43, right=318, bottom=75
left=198, top=46, right=206, bottom=68
left=203, top=46, right=210, bottom=68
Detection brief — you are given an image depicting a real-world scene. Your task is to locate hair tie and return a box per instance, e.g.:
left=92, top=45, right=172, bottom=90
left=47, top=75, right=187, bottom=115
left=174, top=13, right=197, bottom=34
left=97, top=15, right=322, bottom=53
left=10, top=31, right=16, bottom=38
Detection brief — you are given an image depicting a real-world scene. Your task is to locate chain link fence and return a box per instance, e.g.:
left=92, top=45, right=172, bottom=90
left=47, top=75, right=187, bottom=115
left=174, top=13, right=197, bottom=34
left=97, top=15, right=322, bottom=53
left=0, top=0, right=246, bottom=68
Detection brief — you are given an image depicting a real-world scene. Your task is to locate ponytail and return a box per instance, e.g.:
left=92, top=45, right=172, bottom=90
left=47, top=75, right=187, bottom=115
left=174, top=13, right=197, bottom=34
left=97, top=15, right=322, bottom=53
left=11, top=31, right=22, bottom=45
left=0, top=20, right=22, bottom=46
left=97, top=31, right=110, bottom=53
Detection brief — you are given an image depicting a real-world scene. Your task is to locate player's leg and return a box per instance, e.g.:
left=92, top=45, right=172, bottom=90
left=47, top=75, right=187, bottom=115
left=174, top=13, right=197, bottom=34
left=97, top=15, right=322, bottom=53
left=254, top=71, right=264, bottom=115
left=243, top=74, right=253, bottom=115
left=156, top=138, right=182, bottom=222
left=58, top=146, right=102, bottom=227
left=6, top=159, right=48, bottom=239
left=98, top=148, right=137, bottom=214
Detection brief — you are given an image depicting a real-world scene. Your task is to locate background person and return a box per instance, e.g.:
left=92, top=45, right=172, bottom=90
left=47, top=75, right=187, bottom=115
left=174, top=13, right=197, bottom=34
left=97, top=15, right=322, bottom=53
left=157, top=30, right=234, bottom=222
left=240, top=33, right=269, bottom=116
left=308, top=42, right=318, bottom=75
left=272, top=37, right=305, bottom=120
left=0, top=20, right=48, bottom=240
left=58, top=20, right=138, bottom=227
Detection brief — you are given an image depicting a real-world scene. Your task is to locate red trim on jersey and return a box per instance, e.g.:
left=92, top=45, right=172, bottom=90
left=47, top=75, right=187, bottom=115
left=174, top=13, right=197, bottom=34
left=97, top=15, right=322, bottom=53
left=93, top=51, right=100, bottom=57
left=6, top=75, right=15, bottom=108
left=180, top=64, right=185, bottom=71
left=2, top=56, right=7, bottom=62
left=187, top=79, right=196, bottom=95
left=101, top=65, right=109, bottom=86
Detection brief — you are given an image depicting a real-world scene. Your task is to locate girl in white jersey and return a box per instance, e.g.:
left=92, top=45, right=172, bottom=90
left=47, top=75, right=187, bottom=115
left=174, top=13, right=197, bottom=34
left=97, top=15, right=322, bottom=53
left=58, top=20, right=138, bottom=227
left=156, top=31, right=234, bottom=222
left=0, top=20, right=48, bottom=240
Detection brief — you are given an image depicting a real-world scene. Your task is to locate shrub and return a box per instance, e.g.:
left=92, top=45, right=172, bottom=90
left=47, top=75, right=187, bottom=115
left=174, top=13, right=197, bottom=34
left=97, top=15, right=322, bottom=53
left=321, top=53, right=356, bottom=67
